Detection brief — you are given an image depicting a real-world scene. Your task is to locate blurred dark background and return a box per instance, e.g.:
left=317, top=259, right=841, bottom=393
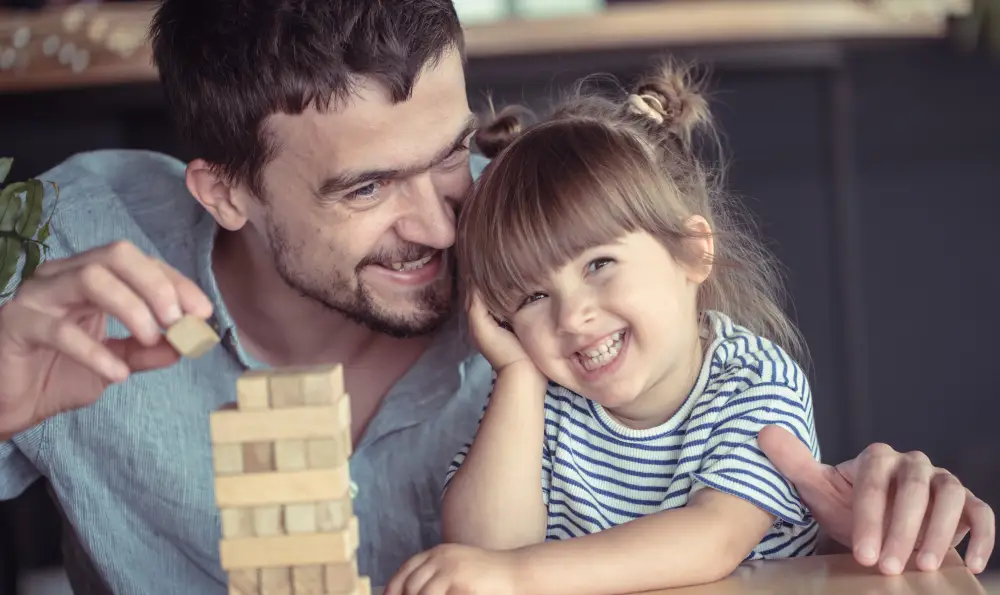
left=1, top=0, right=999, bottom=593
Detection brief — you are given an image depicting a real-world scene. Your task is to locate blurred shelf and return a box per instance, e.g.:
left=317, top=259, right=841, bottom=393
left=0, top=0, right=971, bottom=94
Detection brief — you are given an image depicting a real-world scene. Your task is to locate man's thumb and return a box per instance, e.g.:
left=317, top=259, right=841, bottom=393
left=757, top=425, right=823, bottom=489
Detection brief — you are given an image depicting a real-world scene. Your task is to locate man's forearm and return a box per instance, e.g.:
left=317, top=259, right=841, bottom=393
left=510, top=490, right=775, bottom=595
left=441, top=366, right=549, bottom=549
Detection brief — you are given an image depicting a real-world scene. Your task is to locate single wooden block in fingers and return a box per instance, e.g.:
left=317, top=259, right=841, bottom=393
left=165, top=314, right=220, bottom=358
left=260, top=567, right=292, bottom=595
left=210, top=398, right=350, bottom=444
left=219, top=516, right=359, bottom=569
left=214, top=467, right=351, bottom=508
left=267, top=365, right=345, bottom=408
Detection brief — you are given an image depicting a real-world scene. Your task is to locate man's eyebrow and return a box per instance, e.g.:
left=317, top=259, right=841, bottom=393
left=317, top=114, right=477, bottom=197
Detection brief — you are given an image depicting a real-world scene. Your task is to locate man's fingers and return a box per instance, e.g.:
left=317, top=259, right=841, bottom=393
left=914, top=472, right=967, bottom=571
left=16, top=306, right=128, bottom=383
left=877, top=452, right=934, bottom=573
left=28, top=241, right=196, bottom=332
left=20, top=263, right=164, bottom=346
left=108, top=337, right=181, bottom=373
left=156, top=260, right=213, bottom=320
left=851, top=442, right=898, bottom=566
left=757, top=425, right=824, bottom=490
left=962, top=492, right=996, bottom=574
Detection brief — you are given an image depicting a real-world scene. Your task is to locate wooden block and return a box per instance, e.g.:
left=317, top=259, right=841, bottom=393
left=254, top=505, right=284, bottom=536
left=285, top=503, right=317, bottom=534
left=210, top=399, right=350, bottom=444
left=220, top=516, right=359, bottom=569
left=266, top=365, right=345, bottom=408
left=220, top=508, right=255, bottom=539
left=227, top=568, right=259, bottom=595
left=215, top=468, right=351, bottom=508
left=323, top=558, right=358, bottom=593
left=165, top=314, right=220, bottom=358
left=275, top=440, right=308, bottom=471
left=237, top=371, right=271, bottom=410
left=316, top=498, right=354, bottom=532
left=213, top=444, right=245, bottom=475
left=243, top=441, right=275, bottom=473
left=260, top=567, right=292, bottom=595
left=292, top=565, right=325, bottom=595
left=305, top=429, right=352, bottom=469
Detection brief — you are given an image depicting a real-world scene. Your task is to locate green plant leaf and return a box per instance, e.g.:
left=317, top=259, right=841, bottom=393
left=0, top=158, right=11, bottom=186
left=21, top=240, right=41, bottom=283
left=0, top=236, right=21, bottom=296
left=15, top=179, right=44, bottom=239
left=36, top=181, right=59, bottom=244
left=0, top=182, right=25, bottom=233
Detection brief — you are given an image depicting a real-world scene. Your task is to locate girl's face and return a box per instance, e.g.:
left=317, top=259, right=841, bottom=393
left=508, top=230, right=712, bottom=427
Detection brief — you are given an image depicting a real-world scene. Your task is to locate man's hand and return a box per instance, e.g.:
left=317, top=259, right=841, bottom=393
left=0, top=240, right=213, bottom=439
left=759, top=425, right=995, bottom=575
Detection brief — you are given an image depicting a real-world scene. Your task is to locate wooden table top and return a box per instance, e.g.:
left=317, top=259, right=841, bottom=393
left=371, top=550, right=990, bottom=595
left=0, top=0, right=970, bottom=94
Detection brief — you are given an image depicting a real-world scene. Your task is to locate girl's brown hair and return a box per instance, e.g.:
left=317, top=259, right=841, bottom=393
left=457, top=60, right=806, bottom=363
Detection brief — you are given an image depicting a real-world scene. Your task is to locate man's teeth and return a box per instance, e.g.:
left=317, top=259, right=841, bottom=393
left=389, top=253, right=434, bottom=271
left=579, top=331, right=625, bottom=371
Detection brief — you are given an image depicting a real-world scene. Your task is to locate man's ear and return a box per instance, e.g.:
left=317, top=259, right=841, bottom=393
left=683, top=215, right=714, bottom=284
left=185, top=159, right=249, bottom=231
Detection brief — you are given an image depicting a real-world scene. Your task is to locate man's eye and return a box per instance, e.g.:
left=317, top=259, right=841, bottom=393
left=349, top=181, right=382, bottom=200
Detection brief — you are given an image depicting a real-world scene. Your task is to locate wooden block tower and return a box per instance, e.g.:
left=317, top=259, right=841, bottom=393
left=208, top=364, right=370, bottom=595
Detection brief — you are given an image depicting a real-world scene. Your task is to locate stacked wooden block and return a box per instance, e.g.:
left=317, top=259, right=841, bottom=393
left=209, top=364, right=369, bottom=595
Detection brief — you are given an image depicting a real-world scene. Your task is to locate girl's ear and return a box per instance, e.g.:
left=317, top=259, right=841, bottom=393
left=682, top=215, right=714, bottom=284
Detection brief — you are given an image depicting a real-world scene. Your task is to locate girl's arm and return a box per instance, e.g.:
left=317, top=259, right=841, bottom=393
left=510, top=488, right=776, bottom=595
left=441, top=362, right=549, bottom=549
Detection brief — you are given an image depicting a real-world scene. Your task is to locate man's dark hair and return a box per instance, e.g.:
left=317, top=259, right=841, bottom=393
left=149, top=0, right=464, bottom=197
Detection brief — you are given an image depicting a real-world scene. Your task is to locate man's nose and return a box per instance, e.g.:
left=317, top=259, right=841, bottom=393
left=395, top=173, right=456, bottom=250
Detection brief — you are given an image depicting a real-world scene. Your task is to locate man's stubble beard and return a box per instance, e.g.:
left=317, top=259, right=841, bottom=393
left=265, top=213, right=457, bottom=339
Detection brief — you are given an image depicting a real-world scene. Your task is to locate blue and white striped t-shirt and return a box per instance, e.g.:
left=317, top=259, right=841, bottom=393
left=446, top=310, right=821, bottom=561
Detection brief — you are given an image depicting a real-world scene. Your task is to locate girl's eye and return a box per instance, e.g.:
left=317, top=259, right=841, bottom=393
left=517, top=292, right=547, bottom=310
left=587, top=257, right=615, bottom=273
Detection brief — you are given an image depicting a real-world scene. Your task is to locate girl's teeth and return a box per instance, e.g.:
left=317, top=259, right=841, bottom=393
left=579, top=331, right=626, bottom=370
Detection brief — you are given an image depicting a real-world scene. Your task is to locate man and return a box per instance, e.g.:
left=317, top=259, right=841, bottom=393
left=0, top=1, right=993, bottom=593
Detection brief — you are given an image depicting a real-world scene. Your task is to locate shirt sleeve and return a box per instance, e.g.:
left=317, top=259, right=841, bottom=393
left=0, top=425, right=45, bottom=500
left=689, top=350, right=820, bottom=528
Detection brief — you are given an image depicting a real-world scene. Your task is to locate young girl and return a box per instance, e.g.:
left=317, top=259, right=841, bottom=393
left=386, top=62, right=821, bottom=595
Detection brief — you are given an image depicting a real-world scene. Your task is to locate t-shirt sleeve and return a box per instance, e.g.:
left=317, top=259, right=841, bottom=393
left=442, top=371, right=496, bottom=496
left=689, top=352, right=820, bottom=527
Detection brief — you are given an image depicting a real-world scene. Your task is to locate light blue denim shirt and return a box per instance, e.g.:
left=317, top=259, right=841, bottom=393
left=0, top=149, right=493, bottom=594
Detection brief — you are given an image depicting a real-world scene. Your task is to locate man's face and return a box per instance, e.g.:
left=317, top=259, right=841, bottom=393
left=251, top=49, right=475, bottom=338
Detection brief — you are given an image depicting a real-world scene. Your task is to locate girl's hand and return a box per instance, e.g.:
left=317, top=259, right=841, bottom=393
left=467, top=290, right=536, bottom=374
left=385, top=544, right=519, bottom=595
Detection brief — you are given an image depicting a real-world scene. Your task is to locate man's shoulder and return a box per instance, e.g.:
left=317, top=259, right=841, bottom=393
left=34, top=149, right=209, bottom=260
